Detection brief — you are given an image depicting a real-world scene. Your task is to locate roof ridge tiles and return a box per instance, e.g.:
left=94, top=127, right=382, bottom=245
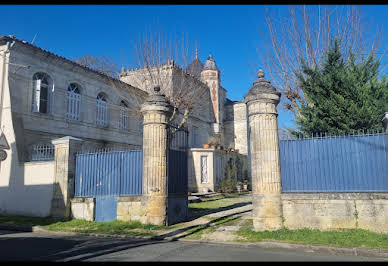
left=0, top=35, right=143, bottom=93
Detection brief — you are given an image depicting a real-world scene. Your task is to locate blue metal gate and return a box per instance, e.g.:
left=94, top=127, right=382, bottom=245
left=95, top=196, right=118, bottom=222
left=280, top=132, right=388, bottom=192
left=74, top=150, right=143, bottom=222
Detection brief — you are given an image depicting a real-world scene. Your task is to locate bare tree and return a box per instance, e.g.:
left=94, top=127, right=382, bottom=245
left=73, top=55, right=121, bottom=78
left=123, top=30, right=211, bottom=129
left=256, top=5, right=386, bottom=120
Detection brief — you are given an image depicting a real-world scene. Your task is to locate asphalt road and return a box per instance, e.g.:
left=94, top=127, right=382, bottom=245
left=0, top=230, right=385, bottom=262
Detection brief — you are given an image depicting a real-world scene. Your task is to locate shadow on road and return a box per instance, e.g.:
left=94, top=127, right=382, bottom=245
left=0, top=234, right=166, bottom=262
left=0, top=194, right=253, bottom=261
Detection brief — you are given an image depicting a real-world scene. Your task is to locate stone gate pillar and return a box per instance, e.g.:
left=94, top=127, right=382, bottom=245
left=51, top=136, right=84, bottom=220
left=244, top=70, right=283, bottom=231
left=141, top=86, right=173, bottom=226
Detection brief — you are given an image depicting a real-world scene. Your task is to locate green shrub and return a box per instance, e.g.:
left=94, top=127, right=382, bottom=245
left=217, top=177, right=236, bottom=193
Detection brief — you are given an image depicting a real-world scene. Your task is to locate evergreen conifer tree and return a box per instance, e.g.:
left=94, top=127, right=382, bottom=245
left=295, top=39, right=388, bottom=135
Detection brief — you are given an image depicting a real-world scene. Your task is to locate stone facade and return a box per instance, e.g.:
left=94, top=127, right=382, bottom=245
left=282, top=193, right=388, bottom=233
left=2, top=36, right=147, bottom=162
left=223, top=101, right=249, bottom=155
left=119, top=55, right=247, bottom=155
left=0, top=34, right=250, bottom=219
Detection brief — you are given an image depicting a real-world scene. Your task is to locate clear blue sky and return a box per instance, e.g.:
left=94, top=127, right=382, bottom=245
left=1, top=5, right=387, bottom=130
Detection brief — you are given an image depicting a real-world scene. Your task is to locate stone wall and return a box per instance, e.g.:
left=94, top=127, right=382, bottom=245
left=0, top=160, right=55, bottom=217
left=282, top=193, right=388, bottom=233
left=116, top=196, right=148, bottom=223
left=223, top=101, right=248, bottom=155
left=71, top=197, right=95, bottom=221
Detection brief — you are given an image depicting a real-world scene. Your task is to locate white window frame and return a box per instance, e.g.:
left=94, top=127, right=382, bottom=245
left=32, top=73, right=52, bottom=114
left=66, top=83, right=81, bottom=121
left=96, top=93, right=108, bottom=127
left=30, top=143, right=55, bottom=161
left=119, top=100, right=130, bottom=130
left=200, top=155, right=209, bottom=184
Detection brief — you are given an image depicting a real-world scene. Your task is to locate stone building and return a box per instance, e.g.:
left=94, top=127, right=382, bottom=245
left=0, top=35, right=249, bottom=217
left=119, top=50, right=250, bottom=193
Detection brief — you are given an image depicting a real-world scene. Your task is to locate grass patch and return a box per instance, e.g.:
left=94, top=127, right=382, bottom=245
left=240, top=219, right=253, bottom=228
left=212, top=216, right=241, bottom=227
left=44, top=219, right=168, bottom=236
left=184, top=224, right=209, bottom=239
left=236, top=227, right=388, bottom=250
left=43, top=219, right=169, bottom=236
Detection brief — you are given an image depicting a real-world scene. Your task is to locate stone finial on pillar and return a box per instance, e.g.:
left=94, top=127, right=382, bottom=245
left=141, top=86, right=173, bottom=225
left=244, top=69, right=283, bottom=231
left=50, top=136, right=84, bottom=220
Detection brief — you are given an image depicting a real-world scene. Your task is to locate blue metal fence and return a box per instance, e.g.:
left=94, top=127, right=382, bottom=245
left=75, top=150, right=142, bottom=197
left=280, top=133, right=388, bottom=192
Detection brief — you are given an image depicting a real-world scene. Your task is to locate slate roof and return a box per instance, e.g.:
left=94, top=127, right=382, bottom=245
left=186, top=58, right=204, bottom=79
left=203, top=55, right=218, bottom=71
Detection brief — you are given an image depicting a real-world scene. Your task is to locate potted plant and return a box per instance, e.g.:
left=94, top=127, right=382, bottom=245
left=206, top=136, right=217, bottom=149
left=203, top=143, right=210, bottom=148
left=236, top=181, right=242, bottom=193
left=243, top=179, right=249, bottom=191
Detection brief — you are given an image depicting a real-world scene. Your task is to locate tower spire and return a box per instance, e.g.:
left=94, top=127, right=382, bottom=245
left=195, top=46, right=198, bottom=60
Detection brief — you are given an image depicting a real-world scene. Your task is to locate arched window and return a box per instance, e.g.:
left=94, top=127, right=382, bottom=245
left=32, top=73, right=52, bottom=114
left=96, top=92, right=108, bottom=127
left=66, top=83, right=81, bottom=121
left=119, top=100, right=129, bottom=130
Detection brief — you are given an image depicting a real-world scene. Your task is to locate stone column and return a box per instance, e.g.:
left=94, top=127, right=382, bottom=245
left=244, top=70, right=283, bottom=231
left=50, top=136, right=84, bottom=220
left=141, top=86, right=173, bottom=226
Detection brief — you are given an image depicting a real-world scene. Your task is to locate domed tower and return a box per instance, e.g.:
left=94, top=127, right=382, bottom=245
left=201, top=54, right=223, bottom=136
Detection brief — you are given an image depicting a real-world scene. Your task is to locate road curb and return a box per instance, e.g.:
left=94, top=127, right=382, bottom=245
left=177, top=238, right=388, bottom=259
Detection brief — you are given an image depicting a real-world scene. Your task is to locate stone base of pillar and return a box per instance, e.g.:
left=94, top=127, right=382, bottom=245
left=252, top=193, right=283, bottom=231
left=146, top=195, right=167, bottom=226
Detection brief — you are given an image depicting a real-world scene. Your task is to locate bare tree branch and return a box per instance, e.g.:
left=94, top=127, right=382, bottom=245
left=257, top=5, right=385, bottom=120
left=73, top=55, right=120, bottom=78
left=123, top=30, right=210, bottom=129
